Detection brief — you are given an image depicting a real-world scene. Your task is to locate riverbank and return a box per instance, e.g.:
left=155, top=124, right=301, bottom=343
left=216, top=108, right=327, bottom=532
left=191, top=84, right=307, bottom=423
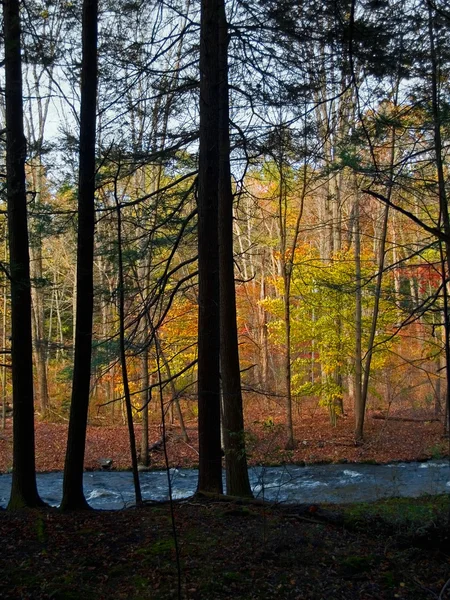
left=0, top=495, right=449, bottom=599
left=0, top=407, right=447, bottom=473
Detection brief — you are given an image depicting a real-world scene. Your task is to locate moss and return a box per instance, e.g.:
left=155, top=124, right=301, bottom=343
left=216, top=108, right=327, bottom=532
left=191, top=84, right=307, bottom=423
left=339, top=554, right=374, bottom=574
left=135, top=538, right=175, bottom=556
left=342, top=495, right=450, bottom=537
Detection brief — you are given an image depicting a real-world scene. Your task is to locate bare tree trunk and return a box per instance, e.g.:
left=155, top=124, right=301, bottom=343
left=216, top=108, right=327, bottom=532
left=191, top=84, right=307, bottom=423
left=259, top=271, right=269, bottom=390
left=30, top=243, right=49, bottom=414
left=283, top=269, right=295, bottom=449
left=115, top=198, right=142, bottom=506
left=354, top=189, right=363, bottom=441
left=197, top=0, right=223, bottom=495
left=356, top=76, right=399, bottom=441
left=427, top=2, right=450, bottom=438
left=2, top=236, right=8, bottom=430
left=27, top=159, right=49, bottom=414
left=218, top=2, right=252, bottom=497
left=61, top=0, right=98, bottom=511
left=435, top=331, right=443, bottom=417
left=140, top=346, right=150, bottom=466
left=158, top=341, right=189, bottom=443
left=4, top=0, right=44, bottom=509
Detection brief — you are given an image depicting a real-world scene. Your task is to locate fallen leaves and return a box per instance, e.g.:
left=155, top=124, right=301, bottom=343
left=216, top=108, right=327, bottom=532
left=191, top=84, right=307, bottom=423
left=0, top=402, right=447, bottom=474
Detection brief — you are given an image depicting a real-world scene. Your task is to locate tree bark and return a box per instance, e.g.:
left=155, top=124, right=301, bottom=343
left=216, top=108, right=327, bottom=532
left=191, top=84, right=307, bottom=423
left=218, top=2, right=252, bottom=497
left=140, top=346, right=150, bottom=466
left=353, top=188, right=364, bottom=441
left=61, top=0, right=98, bottom=511
left=197, top=0, right=223, bottom=495
left=30, top=239, right=50, bottom=414
left=3, top=0, right=44, bottom=509
left=427, top=2, right=450, bottom=437
left=115, top=198, right=142, bottom=506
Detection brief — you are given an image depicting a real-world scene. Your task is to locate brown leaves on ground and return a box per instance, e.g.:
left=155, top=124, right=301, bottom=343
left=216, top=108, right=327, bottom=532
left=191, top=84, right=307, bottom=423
left=0, top=402, right=447, bottom=473
left=0, top=499, right=449, bottom=599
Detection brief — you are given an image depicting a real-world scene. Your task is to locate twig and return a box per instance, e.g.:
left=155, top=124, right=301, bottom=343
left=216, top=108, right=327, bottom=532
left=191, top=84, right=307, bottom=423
left=439, top=577, right=450, bottom=599
left=284, top=514, right=329, bottom=525
left=412, top=577, right=439, bottom=598
left=180, top=438, right=199, bottom=455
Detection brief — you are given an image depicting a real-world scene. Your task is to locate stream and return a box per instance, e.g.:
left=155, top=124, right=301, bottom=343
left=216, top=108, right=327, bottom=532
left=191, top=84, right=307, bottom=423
left=1, top=460, right=449, bottom=509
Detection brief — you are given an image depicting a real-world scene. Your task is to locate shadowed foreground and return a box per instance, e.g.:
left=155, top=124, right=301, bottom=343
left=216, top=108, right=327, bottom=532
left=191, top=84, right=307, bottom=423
left=1, top=496, right=449, bottom=599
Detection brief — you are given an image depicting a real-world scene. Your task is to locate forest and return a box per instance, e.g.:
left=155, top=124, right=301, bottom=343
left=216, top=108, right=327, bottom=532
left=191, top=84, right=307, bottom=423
left=1, top=0, right=450, bottom=597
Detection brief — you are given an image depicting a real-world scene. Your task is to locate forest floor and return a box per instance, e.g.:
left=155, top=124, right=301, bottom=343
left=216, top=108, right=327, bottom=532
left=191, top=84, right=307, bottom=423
left=0, top=402, right=448, bottom=473
left=0, top=494, right=449, bottom=599
left=1, top=403, right=450, bottom=598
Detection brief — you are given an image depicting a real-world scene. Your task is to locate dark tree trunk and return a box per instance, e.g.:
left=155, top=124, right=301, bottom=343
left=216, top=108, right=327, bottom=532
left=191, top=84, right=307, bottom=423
left=4, top=0, right=44, bottom=509
left=197, top=0, right=223, bottom=494
left=116, top=200, right=142, bottom=506
left=61, top=0, right=98, bottom=511
left=218, top=2, right=252, bottom=498
left=31, top=234, right=50, bottom=414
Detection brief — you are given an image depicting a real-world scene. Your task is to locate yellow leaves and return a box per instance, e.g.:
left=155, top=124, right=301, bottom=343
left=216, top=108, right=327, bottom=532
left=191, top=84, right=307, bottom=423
left=260, top=242, right=399, bottom=401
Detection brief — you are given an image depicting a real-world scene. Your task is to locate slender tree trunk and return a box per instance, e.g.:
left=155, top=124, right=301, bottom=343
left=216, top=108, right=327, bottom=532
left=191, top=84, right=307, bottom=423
left=61, top=0, right=98, bottom=511
left=283, top=270, right=295, bottom=448
left=277, top=159, right=295, bottom=449
left=356, top=199, right=390, bottom=441
left=140, top=346, right=150, bottom=466
left=218, top=2, right=252, bottom=497
left=158, top=341, right=189, bottom=442
left=29, top=164, right=49, bottom=414
left=356, top=78, right=399, bottom=440
left=30, top=248, right=50, bottom=414
left=4, top=0, right=44, bottom=509
left=354, top=189, right=364, bottom=441
left=259, top=273, right=269, bottom=390
left=196, top=0, right=223, bottom=494
left=2, top=236, right=8, bottom=431
left=115, top=198, right=142, bottom=506
left=427, top=2, right=450, bottom=436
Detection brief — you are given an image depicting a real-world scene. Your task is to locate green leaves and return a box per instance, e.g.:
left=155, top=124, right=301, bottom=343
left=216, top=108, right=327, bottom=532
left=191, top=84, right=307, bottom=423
left=262, top=245, right=398, bottom=406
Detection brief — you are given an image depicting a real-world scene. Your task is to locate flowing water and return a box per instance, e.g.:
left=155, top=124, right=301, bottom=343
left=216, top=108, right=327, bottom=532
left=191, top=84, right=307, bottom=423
left=0, top=461, right=449, bottom=509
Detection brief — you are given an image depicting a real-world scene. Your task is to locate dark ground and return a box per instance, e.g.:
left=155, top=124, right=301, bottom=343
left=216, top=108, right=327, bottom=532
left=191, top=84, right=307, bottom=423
left=1, top=495, right=450, bottom=599
left=1, top=405, right=449, bottom=598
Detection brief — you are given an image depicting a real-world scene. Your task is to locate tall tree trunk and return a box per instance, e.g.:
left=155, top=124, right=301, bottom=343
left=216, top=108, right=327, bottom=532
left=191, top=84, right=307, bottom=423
left=4, top=0, right=44, bottom=509
left=30, top=239, right=50, bottom=414
left=283, top=269, right=295, bottom=448
left=115, top=199, right=142, bottom=506
left=259, top=271, right=269, bottom=390
left=158, top=341, right=189, bottom=443
left=356, top=198, right=390, bottom=441
left=356, top=76, right=399, bottom=441
left=353, top=189, right=364, bottom=441
left=218, top=2, right=252, bottom=497
left=140, top=346, right=150, bottom=466
left=196, top=0, right=223, bottom=494
left=28, top=163, right=49, bottom=414
left=2, top=236, right=8, bottom=431
left=427, top=2, right=450, bottom=437
left=61, top=0, right=98, bottom=511
left=278, top=143, right=306, bottom=449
